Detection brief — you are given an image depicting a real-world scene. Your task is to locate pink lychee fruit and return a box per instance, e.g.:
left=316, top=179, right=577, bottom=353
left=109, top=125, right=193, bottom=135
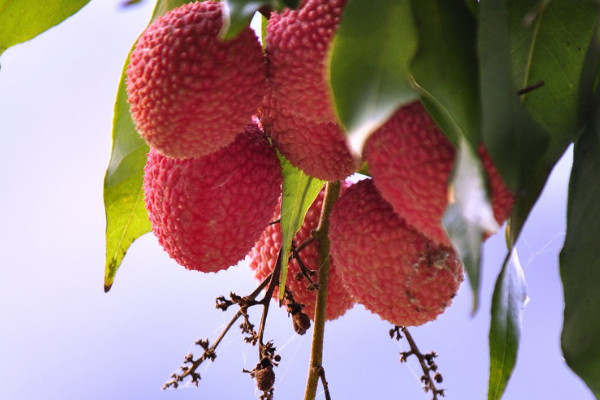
left=126, top=1, right=267, bottom=159
left=260, top=93, right=361, bottom=181
left=265, top=0, right=347, bottom=123
left=261, top=0, right=360, bottom=181
left=364, top=101, right=514, bottom=247
left=248, top=181, right=355, bottom=321
left=143, top=122, right=281, bottom=273
left=329, top=179, right=464, bottom=327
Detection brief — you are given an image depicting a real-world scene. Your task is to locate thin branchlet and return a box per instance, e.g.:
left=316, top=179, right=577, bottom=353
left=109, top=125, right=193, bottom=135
left=390, top=325, right=446, bottom=400
left=162, top=264, right=273, bottom=390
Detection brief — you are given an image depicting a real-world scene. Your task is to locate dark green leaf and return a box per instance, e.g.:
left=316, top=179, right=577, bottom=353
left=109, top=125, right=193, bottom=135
left=478, top=0, right=551, bottom=243
left=560, top=88, right=600, bottom=399
left=278, top=156, right=324, bottom=298
left=410, top=0, right=479, bottom=146
left=508, top=0, right=598, bottom=242
left=463, top=0, right=478, bottom=16
left=329, top=0, right=419, bottom=155
left=222, top=0, right=296, bottom=40
left=222, top=0, right=268, bottom=40
left=103, top=0, right=189, bottom=292
left=0, top=0, right=90, bottom=56
left=488, top=249, right=528, bottom=400
left=509, top=0, right=597, bottom=150
left=280, top=0, right=299, bottom=7
left=443, top=139, right=499, bottom=312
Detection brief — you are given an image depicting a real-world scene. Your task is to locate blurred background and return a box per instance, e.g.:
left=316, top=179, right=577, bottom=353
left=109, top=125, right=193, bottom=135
left=0, top=1, right=593, bottom=399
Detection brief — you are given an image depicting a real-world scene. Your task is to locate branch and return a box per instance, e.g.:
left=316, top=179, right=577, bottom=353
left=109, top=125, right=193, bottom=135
left=162, top=271, right=271, bottom=389
left=390, top=326, right=445, bottom=399
left=303, top=180, right=341, bottom=400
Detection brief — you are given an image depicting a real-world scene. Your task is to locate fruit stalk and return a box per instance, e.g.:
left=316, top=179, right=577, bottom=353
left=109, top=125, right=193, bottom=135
left=303, top=180, right=341, bottom=400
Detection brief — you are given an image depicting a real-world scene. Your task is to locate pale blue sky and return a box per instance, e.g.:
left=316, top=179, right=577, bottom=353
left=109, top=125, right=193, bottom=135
left=0, top=1, right=592, bottom=399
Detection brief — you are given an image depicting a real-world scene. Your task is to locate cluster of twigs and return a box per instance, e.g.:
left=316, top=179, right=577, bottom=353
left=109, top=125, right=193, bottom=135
left=162, top=250, right=283, bottom=398
left=390, top=326, right=445, bottom=400
left=162, top=226, right=321, bottom=398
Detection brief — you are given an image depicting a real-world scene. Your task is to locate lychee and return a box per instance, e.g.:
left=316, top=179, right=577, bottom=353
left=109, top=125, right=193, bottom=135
left=248, top=182, right=354, bottom=321
left=260, top=93, right=361, bottom=181
left=364, top=101, right=514, bottom=247
left=329, top=179, right=464, bottom=327
left=126, top=1, right=267, bottom=159
left=143, top=122, right=281, bottom=273
left=261, top=0, right=360, bottom=181
left=265, top=0, right=347, bottom=123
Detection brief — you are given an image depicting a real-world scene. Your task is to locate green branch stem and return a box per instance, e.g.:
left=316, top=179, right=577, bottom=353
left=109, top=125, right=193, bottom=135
left=303, top=180, right=341, bottom=400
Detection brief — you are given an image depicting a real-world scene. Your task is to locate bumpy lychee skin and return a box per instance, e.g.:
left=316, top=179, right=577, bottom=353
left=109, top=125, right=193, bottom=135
left=329, top=179, right=464, bottom=327
left=260, top=93, right=360, bottom=181
left=248, top=182, right=354, bottom=321
left=143, top=123, right=281, bottom=273
left=261, top=0, right=360, bottom=181
left=127, top=1, right=267, bottom=159
left=265, top=0, right=347, bottom=123
left=364, top=101, right=514, bottom=247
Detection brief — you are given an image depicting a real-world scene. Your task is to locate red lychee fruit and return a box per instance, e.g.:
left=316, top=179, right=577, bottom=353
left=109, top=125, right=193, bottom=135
left=143, top=122, right=281, bottom=273
left=126, top=1, right=267, bottom=159
left=248, top=182, right=355, bottom=321
left=265, top=0, right=347, bottom=123
left=261, top=0, right=360, bottom=181
left=364, top=101, right=514, bottom=247
left=329, top=179, right=464, bottom=327
left=260, top=93, right=361, bottom=181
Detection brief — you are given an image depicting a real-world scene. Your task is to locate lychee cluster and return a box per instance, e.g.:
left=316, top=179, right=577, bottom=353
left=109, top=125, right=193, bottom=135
left=128, top=1, right=281, bottom=274
left=127, top=0, right=514, bottom=329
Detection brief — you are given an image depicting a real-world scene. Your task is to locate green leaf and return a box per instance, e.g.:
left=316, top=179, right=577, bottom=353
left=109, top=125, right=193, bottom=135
left=103, top=63, right=151, bottom=293
left=0, top=0, right=90, bottom=56
left=329, top=0, right=419, bottom=155
left=280, top=0, right=299, bottom=8
left=560, top=89, right=600, bottom=398
left=478, top=0, right=598, bottom=244
left=222, top=0, right=268, bottom=40
left=410, top=0, right=479, bottom=146
left=509, top=0, right=597, bottom=150
left=152, top=0, right=193, bottom=18
left=278, top=156, right=324, bottom=298
left=488, top=249, right=528, bottom=400
left=103, top=0, right=190, bottom=292
left=222, top=0, right=297, bottom=40
left=443, top=139, right=499, bottom=312
left=463, top=0, right=478, bottom=16
left=505, top=1, right=598, bottom=240
left=478, top=0, right=551, bottom=243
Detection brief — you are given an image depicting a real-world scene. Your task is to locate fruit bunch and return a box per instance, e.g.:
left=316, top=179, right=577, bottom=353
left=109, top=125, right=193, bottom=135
left=128, top=1, right=281, bottom=274
left=126, top=0, right=514, bottom=329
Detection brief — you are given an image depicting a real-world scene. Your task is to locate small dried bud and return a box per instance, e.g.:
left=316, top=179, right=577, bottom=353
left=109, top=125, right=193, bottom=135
left=255, top=365, right=276, bottom=392
left=434, top=373, right=443, bottom=383
left=292, top=312, right=311, bottom=335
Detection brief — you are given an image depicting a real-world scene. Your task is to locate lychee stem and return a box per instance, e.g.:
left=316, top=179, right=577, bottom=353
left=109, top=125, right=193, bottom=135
left=303, top=180, right=341, bottom=400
